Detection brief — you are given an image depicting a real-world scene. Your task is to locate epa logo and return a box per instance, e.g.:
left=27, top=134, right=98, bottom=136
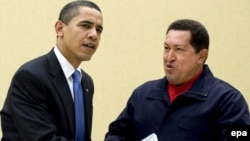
left=227, top=125, right=250, bottom=140
left=231, top=130, right=247, bottom=138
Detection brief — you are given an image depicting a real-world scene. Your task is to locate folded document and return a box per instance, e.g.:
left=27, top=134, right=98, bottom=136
left=141, top=133, right=158, bottom=141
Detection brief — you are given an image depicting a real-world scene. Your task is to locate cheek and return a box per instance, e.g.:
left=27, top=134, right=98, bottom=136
left=176, top=57, right=193, bottom=71
left=180, top=58, right=199, bottom=72
left=163, top=53, right=168, bottom=61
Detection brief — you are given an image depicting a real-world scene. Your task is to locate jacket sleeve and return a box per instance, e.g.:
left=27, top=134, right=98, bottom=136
left=216, top=89, right=250, bottom=141
left=105, top=92, right=137, bottom=141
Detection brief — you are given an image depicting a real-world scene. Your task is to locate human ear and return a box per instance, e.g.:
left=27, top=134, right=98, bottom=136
left=198, top=49, right=208, bottom=64
left=55, top=20, right=64, bottom=37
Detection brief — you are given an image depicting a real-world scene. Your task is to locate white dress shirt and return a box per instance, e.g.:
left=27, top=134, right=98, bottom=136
left=53, top=46, right=82, bottom=101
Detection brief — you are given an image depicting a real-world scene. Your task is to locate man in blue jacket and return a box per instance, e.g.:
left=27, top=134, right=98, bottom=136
left=105, top=19, right=250, bottom=141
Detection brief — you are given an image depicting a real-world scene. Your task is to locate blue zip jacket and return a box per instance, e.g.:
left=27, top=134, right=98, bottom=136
left=105, top=65, right=250, bottom=141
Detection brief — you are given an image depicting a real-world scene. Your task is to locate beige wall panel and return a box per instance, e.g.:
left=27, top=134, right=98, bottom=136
left=1, top=0, right=249, bottom=140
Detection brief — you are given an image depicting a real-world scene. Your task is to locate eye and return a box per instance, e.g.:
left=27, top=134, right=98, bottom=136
left=176, top=47, right=184, bottom=51
left=81, top=24, right=91, bottom=29
left=96, top=27, right=103, bottom=34
left=164, top=46, right=170, bottom=52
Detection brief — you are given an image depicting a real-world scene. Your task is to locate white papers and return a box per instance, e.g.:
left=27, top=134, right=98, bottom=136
left=141, top=133, right=158, bottom=141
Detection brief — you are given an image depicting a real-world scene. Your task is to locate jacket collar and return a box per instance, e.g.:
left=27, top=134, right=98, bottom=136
left=185, top=65, right=214, bottom=100
left=146, top=65, right=214, bottom=102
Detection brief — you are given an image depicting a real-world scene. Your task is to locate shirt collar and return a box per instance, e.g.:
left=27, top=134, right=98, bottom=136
left=54, top=46, right=81, bottom=79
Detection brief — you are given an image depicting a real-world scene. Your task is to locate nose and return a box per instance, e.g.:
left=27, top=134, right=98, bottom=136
left=164, top=50, right=176, bottom=62
left=88, top=28, right=98, bottom=40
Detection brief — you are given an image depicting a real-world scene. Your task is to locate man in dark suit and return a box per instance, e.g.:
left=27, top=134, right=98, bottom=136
left=1, top=1, right=103, bottom=141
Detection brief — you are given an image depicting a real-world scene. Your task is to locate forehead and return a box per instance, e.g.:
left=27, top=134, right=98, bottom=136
left=70, top=6, right=103, bottom=25
left=165, top=30, right=191, bottom=44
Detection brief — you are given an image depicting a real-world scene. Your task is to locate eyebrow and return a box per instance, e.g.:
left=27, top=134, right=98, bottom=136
left=79, top=20, right=103, bottom=31
left=164, top=42, right=169, bottom=46
left=164, top=42, right=186, bottom=48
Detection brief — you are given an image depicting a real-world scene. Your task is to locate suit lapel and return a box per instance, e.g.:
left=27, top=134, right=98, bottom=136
left=81, top=70, right=94, bottom=137
left=46, top=49, right=75, bottom=135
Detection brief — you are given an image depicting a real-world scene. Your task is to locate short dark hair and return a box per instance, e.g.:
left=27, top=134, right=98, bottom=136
left=166, top=19, right=209, bottom=53
left=59, top=0, right=101, bottom=24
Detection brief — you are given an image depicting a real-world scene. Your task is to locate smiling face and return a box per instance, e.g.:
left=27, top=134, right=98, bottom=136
left=163, top=30, right=207, bottom=85
left=55, top=6, right=103, bottom=68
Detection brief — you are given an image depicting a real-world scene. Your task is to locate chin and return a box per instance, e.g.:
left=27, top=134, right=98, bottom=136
left=82, top=58, right=91, bottom=61
left=80, top=55, right=92, bottom=61
left=166, top=77, right=178, bottom=85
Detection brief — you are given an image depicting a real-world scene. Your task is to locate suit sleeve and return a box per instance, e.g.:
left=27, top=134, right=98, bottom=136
left=1, top=69, right=73, bottom=141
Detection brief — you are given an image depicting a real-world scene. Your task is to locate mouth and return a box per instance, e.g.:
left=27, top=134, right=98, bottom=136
left=82, top=43, right=95, bottom=50
left=165, top=64, right=174, bottom=72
